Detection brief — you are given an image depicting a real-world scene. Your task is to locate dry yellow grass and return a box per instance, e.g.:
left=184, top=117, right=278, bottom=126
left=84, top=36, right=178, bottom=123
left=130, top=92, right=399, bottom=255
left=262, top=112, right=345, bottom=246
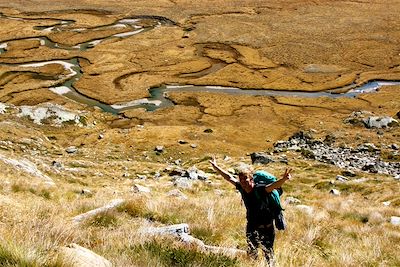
left=0, top=147, right=399, bottom=266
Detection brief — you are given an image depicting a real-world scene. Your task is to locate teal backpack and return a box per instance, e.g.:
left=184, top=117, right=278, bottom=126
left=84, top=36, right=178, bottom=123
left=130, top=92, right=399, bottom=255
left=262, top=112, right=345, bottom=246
left=253, top=170, right=286, bottom=230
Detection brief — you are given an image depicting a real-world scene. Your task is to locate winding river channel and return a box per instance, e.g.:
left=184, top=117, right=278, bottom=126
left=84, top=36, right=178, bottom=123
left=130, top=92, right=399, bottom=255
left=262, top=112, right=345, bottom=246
left=1, top=12, right=400, bottom=114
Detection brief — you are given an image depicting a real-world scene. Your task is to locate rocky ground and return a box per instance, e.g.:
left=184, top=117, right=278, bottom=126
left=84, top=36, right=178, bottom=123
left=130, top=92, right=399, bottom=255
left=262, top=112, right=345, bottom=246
left=0, top=1, right=399, bottom=266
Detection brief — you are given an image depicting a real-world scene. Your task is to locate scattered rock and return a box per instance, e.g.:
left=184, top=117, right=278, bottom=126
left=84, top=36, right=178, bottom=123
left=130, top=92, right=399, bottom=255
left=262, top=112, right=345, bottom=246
left=52, top=160, right=63, bottom=169
left=81, top=189, right=93, bottom=196
left=154, top=146, right=164, bottom=153
left=329, top=189, right=341, bottom=196
left=341, top=170, right=356, bottom=177
left=223, top=155, right=231, bottom=161
left=190, top=144, right=197, bottom=148
left=273, top=132, right=400, bottom=178
left=203, top=128, right=213, bottom=133
left=250, top=152, right=274, bottom=164
left=390, top=216, right=400, bottom=226
left=66, top=146, right=78, bottom=154
left=98, top=133, right=104, bottom=139
left=382, top=201, right=391, bottom=206
left=336, top=175, right=349, bottom=182
left=132, top=184, right=151, bottom=193
left=391, top=144, right=399, bottom=150
left=178, top=140, right=188, bottom=144
left=0, top=103, right=7, bottom=114
left=136, top=174, right=147, bottom=180
left=173, top=177, right=192, bottom=188
left=58, top=243, right=112, bottom=267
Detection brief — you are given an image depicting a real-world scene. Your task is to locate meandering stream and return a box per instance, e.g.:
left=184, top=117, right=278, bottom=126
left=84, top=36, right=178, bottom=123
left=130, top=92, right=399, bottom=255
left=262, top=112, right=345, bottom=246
left=1, top=12, right=400, bottom=114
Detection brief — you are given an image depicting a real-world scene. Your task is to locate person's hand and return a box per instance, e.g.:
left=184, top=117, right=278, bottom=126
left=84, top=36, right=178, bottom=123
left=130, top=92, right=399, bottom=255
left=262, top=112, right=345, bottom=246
left=283, top=168, right=292, bottom=180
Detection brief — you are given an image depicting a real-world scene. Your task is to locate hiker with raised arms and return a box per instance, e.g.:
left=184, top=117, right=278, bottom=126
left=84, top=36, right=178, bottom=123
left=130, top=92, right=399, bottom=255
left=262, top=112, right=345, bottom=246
left=209, top=157, right=292, bottom=265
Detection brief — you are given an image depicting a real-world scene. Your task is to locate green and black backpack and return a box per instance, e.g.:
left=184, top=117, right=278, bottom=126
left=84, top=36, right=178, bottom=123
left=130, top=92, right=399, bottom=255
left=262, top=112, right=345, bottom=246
left=253, top=170, right=286, bottom=230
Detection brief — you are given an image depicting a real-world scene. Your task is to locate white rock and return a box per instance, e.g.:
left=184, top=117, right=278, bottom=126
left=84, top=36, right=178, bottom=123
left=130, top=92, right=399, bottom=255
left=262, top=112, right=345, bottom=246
left=18, top=104, right=82, bottom=126
left=390, top=216, right=400, bottom=226
left=174, top=177, right=192, bottom=188
left=0, top=103, right=7, bottom=114
left=0, top=153, right=55, bottom=185
left=330, top=189, right=341, bottom=196
left=336, top=175, right=349, bottom=182
left=382, top=201, right=391, bottom=206
left=132, top=184, right=151, bottom=193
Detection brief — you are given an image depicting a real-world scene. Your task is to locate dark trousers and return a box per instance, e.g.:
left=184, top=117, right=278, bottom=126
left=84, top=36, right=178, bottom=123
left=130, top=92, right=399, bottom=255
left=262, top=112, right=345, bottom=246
left=246, top=223, right=275, bottom=264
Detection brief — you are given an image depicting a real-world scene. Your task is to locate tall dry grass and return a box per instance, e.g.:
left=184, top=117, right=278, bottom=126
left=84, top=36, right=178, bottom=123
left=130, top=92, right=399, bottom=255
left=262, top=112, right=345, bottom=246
left=0, top=156, right=399, bottom=266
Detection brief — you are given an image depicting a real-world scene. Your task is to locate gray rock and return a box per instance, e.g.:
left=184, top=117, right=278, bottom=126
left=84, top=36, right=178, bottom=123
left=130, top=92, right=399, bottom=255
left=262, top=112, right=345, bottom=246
left=362, top=116, right=398, bottom=128
left=52, top=161, right=63, bottom=168
left=250, top=152, right=274, bottom=164
left=66, top=146, right=78, bottom=154
left=190, top=144, right=197, bottom=148
left=187, top=166, right=199, bottom=179
left=173, top=177, right=192, bottom=188
left=336, top=175, right=349, bottom=182
left=154, top=172, right=161, bottom=179
left=342, top=170, right=356, bottom=177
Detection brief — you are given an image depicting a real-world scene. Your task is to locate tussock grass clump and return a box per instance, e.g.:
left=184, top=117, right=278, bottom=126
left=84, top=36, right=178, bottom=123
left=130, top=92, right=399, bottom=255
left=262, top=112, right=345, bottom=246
left=129, top=238, right=238, bottom=267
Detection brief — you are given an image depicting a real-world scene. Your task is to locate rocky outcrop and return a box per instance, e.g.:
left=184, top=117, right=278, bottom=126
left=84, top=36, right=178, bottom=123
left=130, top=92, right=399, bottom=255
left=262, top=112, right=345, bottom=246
left=17, top=103, right=86, bottom=126
left=344, top=111, right=399, bottom=129
left=0, top=153, right=55, bottom=185
left=273, top=131, right=400, bottom=177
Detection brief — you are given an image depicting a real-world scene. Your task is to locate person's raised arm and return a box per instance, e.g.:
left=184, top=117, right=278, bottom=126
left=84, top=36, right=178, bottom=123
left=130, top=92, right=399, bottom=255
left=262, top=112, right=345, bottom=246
left=209, top=157, right=238, bottom=186
left=265, top=168, right=292, bottom=193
